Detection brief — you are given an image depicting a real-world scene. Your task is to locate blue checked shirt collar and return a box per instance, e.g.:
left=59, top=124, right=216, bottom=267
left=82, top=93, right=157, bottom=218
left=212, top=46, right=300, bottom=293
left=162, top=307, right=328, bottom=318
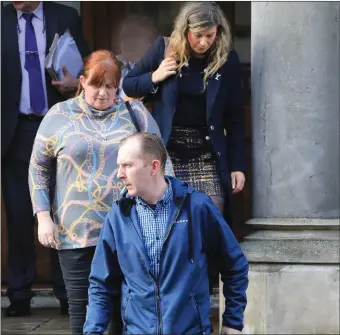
left=136, top=177, right=173, bottom=208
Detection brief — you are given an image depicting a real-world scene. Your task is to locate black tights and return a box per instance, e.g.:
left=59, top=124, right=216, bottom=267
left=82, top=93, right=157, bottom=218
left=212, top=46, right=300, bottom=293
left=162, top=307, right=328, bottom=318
left=210, top=195, right=224, bottom=216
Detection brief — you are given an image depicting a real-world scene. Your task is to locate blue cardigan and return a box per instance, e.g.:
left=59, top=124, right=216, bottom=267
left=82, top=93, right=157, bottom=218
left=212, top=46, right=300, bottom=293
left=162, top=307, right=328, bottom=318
left=84, top=177, right=249, bottom=335
left=123, top=36, right=246, bottom=189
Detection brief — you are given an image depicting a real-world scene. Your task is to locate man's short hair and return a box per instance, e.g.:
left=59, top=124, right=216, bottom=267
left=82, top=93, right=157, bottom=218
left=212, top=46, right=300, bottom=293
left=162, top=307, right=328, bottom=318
left=120, top=132, right=167, bottom=172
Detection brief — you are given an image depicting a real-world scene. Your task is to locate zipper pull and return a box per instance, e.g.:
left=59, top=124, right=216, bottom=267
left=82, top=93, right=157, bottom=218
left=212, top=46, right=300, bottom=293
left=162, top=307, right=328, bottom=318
left=156, top=285, right=160, bottom=299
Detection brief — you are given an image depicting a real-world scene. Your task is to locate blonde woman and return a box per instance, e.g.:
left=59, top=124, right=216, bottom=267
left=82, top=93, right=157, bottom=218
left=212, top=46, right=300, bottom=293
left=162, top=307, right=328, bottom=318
left=123, top=1, right=246, bottom=218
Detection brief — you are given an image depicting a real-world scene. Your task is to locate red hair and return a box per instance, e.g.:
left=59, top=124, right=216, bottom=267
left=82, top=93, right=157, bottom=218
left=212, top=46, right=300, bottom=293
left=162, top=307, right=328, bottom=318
left=76, top=50, right=122, bottom=96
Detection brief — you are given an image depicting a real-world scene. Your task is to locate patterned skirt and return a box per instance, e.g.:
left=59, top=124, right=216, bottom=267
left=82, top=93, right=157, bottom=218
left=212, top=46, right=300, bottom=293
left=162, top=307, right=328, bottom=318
left=167, top=126, right=224, bottom=197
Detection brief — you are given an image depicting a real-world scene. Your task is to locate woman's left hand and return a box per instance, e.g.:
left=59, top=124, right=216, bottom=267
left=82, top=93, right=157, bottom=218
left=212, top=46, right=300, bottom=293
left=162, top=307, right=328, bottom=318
left=231, top=171, right=245, bottom=194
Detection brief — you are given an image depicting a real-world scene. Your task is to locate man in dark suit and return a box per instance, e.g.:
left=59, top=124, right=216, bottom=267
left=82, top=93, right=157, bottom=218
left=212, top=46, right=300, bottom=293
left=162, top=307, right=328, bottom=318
left=1, top=1, right=90, bottom=317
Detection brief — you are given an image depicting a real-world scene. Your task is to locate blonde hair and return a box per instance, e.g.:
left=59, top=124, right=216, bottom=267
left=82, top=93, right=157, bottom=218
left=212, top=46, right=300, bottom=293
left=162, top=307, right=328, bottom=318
left=169, top=2, right=232, bottom=88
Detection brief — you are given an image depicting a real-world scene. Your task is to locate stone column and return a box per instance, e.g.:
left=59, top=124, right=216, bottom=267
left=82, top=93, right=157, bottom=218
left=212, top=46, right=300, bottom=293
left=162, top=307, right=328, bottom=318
left=241, top=2, right=339, bottom=333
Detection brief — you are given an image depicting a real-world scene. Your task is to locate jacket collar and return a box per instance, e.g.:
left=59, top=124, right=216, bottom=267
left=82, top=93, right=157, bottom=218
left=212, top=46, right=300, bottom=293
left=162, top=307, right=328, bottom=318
left=43, top=1, right=59, bottom=54
left=119, top=176, right=194, bottom=209
left=135, top=177, right=173, bottom=208
left=206, top=70, right=222, bottom=119
left=7, top=5, right=20, bottom=56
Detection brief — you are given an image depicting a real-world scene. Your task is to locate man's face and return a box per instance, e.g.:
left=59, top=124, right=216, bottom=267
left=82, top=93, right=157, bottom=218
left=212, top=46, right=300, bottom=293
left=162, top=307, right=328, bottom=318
left=119, top=26, right=153, bottom=63
left=117, top=139, right=154, bottom=198
left=12, top=1, right=39, bottom=12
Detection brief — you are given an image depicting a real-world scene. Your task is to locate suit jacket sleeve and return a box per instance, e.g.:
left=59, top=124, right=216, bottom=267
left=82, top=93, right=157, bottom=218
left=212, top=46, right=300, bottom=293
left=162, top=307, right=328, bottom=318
left=223, top=50, right=246, bottom=172
left=122, top=36, right=165, bottom=97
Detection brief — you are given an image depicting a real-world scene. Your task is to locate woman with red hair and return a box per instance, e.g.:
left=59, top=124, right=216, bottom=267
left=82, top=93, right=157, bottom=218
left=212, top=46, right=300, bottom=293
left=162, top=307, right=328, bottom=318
left=29, top=50, right=173, bottom=335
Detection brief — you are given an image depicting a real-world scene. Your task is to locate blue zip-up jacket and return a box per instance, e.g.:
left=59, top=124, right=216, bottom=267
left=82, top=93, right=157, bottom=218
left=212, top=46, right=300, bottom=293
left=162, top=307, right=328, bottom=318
left=84, top=177, right=249, bottom=335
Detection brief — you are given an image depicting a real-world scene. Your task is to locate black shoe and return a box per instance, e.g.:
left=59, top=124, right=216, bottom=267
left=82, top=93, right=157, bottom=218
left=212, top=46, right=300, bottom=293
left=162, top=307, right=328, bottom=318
left=5, top=300, right=31, bottom=317
left=59, top=299, right=69, bottom=315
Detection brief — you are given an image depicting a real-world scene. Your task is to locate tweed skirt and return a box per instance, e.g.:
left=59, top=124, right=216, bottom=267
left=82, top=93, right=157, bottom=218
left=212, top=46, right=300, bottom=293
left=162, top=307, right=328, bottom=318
left=167, top=126, right=224, bottom=197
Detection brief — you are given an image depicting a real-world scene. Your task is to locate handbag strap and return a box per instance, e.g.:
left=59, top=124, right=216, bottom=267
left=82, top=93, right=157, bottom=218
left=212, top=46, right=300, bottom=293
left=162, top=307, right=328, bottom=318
left=125, top=101, right=141, bottom=133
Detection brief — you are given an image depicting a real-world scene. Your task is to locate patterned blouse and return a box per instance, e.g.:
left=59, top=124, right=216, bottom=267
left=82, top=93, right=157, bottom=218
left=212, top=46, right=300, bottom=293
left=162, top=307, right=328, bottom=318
left=29, top=93, right=173, bottom=250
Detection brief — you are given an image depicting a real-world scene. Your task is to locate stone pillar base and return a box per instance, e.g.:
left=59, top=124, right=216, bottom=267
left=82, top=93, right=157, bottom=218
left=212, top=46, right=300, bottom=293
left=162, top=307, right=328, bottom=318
left=237, top=219, right=339, bottom=334
left=242, top=263, right=339, bottom=334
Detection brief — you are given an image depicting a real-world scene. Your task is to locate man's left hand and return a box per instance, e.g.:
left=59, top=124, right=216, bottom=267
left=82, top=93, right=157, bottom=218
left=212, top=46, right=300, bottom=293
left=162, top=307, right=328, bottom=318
left=221, top=326, right=242, bottom=334
left=231, top=171, right=245, bottom=194
left=51, top=65, right=79, bottom=96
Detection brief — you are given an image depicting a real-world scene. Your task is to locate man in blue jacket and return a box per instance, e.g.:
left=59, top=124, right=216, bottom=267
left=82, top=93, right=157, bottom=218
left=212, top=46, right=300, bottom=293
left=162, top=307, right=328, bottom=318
left=84, top=132, right=249, bottom=335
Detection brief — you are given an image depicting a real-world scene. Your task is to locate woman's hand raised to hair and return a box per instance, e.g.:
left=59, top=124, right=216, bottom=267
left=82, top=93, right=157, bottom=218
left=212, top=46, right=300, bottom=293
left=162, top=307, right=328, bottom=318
left=151, top=57, right=177, bottom=84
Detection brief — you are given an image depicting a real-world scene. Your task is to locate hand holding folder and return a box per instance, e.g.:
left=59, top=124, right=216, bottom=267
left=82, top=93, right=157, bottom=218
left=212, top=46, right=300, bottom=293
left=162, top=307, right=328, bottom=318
left=45, top=30, right=84, bottom=81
